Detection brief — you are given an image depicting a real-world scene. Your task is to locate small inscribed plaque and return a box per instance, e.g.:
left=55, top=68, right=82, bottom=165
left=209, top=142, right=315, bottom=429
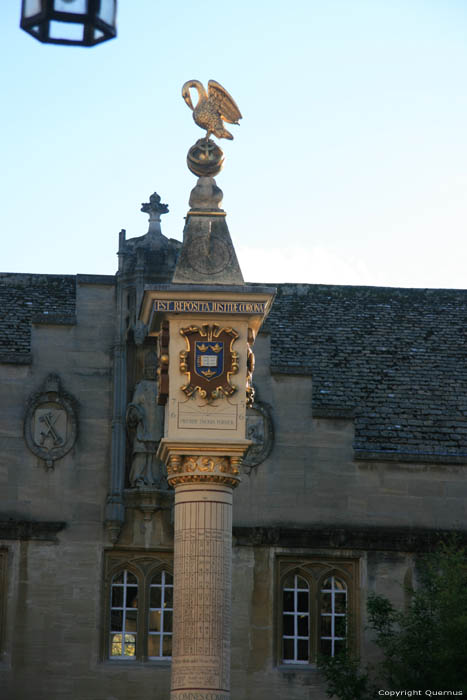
left=178, top=404, right=237, bottom=430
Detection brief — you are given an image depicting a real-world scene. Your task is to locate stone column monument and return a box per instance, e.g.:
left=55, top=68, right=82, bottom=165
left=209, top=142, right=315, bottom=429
left=139, top=80, right=275, bottom=700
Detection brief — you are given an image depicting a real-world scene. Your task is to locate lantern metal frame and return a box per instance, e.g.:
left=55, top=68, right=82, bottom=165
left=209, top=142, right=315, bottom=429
left=20, top=0, right=117, bottom=47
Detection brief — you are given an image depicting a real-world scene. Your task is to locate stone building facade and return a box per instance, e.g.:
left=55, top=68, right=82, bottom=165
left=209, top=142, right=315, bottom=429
left=1, top=206, right=467, bottom=699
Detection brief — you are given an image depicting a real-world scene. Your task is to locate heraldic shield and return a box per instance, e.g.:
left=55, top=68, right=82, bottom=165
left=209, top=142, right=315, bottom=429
left=180, top=324, right=239, bottom=402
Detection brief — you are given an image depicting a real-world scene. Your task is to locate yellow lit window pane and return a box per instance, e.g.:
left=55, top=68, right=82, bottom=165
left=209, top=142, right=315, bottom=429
left=111, top=633, right=122, bottom=656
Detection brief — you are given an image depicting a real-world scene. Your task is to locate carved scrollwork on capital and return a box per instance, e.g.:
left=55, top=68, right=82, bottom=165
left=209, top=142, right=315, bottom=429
left=168, top=473, right=240, bottom=487
left=168, top=454, right=182, bottom=474
left=166, top=454, right=242, bottom=488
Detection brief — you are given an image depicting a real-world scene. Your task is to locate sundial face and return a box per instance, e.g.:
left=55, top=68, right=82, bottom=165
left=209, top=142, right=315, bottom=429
left=187, top=234, right=232, bottom=275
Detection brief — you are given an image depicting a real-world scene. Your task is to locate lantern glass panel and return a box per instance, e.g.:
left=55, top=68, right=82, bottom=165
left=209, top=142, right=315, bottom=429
left=54, top=0, right=87, bottom=12
left=49, top=19, right=84, bottom=41
left=98, top=0, right=116, bottom=26
left=23, top=0, right=42, bottom=18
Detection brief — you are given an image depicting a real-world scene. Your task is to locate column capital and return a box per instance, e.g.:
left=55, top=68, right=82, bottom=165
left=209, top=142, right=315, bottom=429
left=158, top=438, right=250, bottom=489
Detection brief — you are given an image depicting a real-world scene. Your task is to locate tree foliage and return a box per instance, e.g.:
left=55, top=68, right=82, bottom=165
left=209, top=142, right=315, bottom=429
left=318, top=540, right=467, bottom=699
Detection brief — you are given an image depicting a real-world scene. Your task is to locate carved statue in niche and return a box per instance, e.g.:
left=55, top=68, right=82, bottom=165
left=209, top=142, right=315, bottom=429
left=126, top=351, right=164, bottom=488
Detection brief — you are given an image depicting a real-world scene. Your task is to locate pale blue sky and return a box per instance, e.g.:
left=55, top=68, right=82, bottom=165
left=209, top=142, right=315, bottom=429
left=2, top=1, right=467, bottom=288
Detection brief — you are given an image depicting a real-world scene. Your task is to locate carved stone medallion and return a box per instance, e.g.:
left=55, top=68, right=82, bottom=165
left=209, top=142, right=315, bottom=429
left=24, top=374, right=78, bottom=470
left=243, top=399, right=274, bottom=470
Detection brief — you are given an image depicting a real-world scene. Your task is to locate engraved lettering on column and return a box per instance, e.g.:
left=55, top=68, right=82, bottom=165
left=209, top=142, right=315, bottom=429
left=172, top=487, right=232, bottom=695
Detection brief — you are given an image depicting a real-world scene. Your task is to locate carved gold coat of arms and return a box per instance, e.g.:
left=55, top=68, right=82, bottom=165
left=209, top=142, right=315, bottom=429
left=179, top=324, right=239, bottom=402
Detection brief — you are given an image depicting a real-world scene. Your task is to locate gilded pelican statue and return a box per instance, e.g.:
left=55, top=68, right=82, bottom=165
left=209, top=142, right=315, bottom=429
left=182, top=79, right=242, bottom=140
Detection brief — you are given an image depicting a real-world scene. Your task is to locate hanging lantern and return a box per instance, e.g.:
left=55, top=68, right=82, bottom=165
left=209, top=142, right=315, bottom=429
left=20, top=0, right=117, bottom=47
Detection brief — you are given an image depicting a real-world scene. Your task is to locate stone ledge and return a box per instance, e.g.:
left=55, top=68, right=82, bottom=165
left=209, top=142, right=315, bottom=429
left=0, top=520, right=66, bottom=541
left=232, top=525, right=467, bottom=552
left=0, top=352, right=31, bottom=365
left=354, top=449, right=467, bottom=465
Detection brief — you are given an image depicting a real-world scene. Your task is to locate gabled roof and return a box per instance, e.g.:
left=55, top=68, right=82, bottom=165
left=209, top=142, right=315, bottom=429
left=266, top=284, right=467, bottom=462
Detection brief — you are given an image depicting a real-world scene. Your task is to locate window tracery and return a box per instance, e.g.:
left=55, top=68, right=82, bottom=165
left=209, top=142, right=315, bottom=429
left=277, top=558, right=358, bottom=665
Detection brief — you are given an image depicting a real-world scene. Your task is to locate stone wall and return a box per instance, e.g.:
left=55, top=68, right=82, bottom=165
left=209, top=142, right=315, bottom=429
left=1, top=277, right=467, bottom=699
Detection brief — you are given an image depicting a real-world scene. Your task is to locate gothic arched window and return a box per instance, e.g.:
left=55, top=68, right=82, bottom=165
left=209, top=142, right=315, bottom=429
left=104, top=553, right=173, bottom=662
left=278, top=559, right=357, bottom=665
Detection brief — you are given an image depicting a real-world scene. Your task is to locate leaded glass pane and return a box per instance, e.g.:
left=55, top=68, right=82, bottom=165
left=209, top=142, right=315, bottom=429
left=110, top=610, right=123, bottom=631
left=335, top=616, right=346, bottom=637
left=151, top=570, right=162, bottom=585
left=124, top=633, right=136, bottom=657
left=164, top=585, right=173, bottom=606
left=283, top=590, right=294, bottom=611
left=149, top=610, right=161, bottom=632
left=297, top=639, right=308, bottom=660
left=297, top=592, right=308, bottom=611
left=283, top=637, right=294, bottom=660
left=111, top=587, right=123, bottom=608
left=283, top=614, right=294, bottom=635
left=150, top=587, right=162, bottom=608
left=164, top=611, right=173, bottom=630
left=334, top=593, right=346, bottom=613
left=110, top=632, right=122, bottom=656
left=148, top=634, right=161, bottom=657
left=126, top=587, right=138, bottom=608
left=320, top=615, right=332, bottom=636
left=297, top=614, right=309, bottom=636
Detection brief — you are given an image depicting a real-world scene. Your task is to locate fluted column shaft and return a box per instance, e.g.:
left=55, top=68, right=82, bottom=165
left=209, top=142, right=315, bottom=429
left=166, top=453, right=241, bottom=700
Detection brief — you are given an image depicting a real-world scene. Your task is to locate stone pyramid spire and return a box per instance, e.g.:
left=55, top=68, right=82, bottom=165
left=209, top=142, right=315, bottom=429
left=172, top=174, right=244, bottom=285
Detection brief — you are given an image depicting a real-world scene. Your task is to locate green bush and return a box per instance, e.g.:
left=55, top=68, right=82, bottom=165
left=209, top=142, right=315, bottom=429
left=318, top=540, right=467, bottom=698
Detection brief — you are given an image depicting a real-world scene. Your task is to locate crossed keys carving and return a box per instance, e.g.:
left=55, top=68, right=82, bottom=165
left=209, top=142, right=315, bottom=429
left=39, top=411, right=64, bottom=447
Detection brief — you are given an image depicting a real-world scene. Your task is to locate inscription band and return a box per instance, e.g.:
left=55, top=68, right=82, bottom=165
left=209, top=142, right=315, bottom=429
left=152, top=300, right=266, bottom=314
